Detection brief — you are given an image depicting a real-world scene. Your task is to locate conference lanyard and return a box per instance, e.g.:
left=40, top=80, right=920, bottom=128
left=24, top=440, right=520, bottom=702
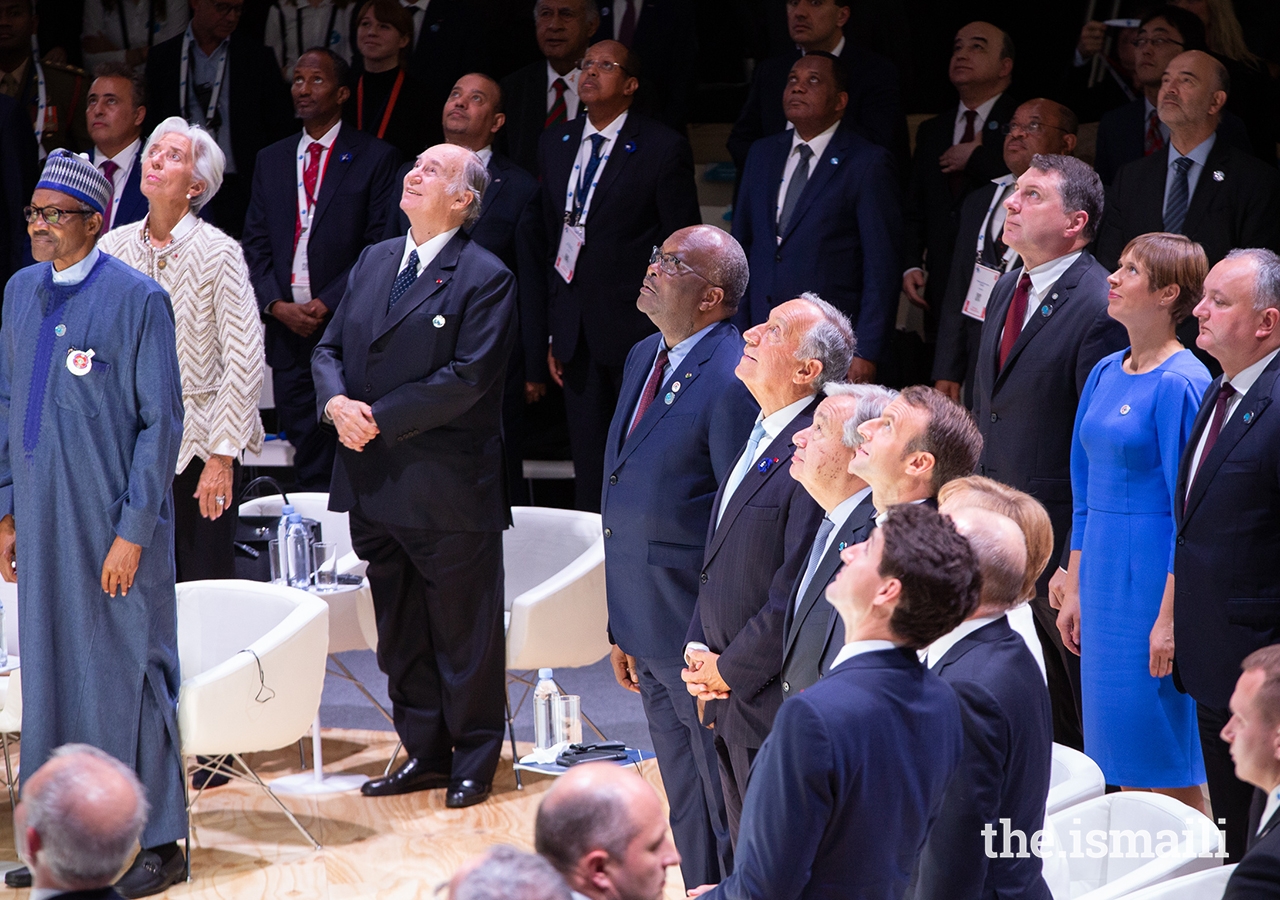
left=564, top=138, right=611, bottom=227
left=281, top=3, right=339, bottom=66
left=29, top=37, right=47, bottom=158
left=178, top=29, right=228, bottom=128
left=356, top=69, right=404, bottom=140
left=974, top=178, right=1019, bottom=272
left=296, top=136, right=335, bottom=239
left=116, top=0, right=158, bottom=51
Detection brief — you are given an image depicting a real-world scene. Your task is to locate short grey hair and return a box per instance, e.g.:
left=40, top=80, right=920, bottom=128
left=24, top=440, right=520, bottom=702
left=454, top=845, right=571, bottom=900
left=452, top=149, right=490, bottom=229
left=1027, top=153, right=1104, bottom=242
left=144, top=116, right=225, bottom=213
left=534, top=0, right=600, bottom=26
left=822, top=382, right=899, bottom=448
left=23, top=744, right=149, bottom=888
left=1223, top=248, right=1280, bottom=312
left=536, top=776, right=641, bottom=874
left=794, top=292, right=856, bottom=391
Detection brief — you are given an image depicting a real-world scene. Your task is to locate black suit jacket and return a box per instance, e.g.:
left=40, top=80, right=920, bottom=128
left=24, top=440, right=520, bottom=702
left=1096, top=138, right=1280, bottom=274
left=780, top=491, right=877, bottom=698
left=1226, top=806, right=1280, bottom=899
left=385, top=151, right=548, bottom=383
left=594, top=0, right=697, bottom=131
left=1093, top=98, right=1253, bottom=186
left=904, top=93, right=1018, bottom=315
left=143, top=31, right=293, bottom=186
left=386, top=0, right=487, bottom=149
left=498, top=60, right=584, bottom=177
left=0, top=92, right=37, bottom=288
left=242, top=124, right=400, bottom=371
left=908, top=617, right=1054, bottom=900
left=726, top=43, right=908, bottom=180
left=538, top=111, right=701, bottom=368
left=973, top=252, right=1128, bottom=587
left=311, top=232, right=516, bottom=531
left=1173, top=353, right=1280, bottom=710
left=685, top=398, right=824, bottom=747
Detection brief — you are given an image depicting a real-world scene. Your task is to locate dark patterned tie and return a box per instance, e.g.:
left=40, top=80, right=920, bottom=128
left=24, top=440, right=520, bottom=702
left=1144, top=109, right=1164, bottom=156
left=617, top=0, right=637, bottom=46
left=545, top=77, right=568, bottom=128
left=998, top=272, right=1032, bottom=369
left=794, top=517, right=835, bottom=612
left=949, top=108, right=978, bottom=196
left=1163, top=156, right=1194, bottom=234
left=387, top=249, right=419, bottom=311
left=99, top=160, right=119, bottom=228
left=777, top=143, right=812, bottom=237
left=628, top=346, right=669, bottom=436
left=1194, top=382, right=1237, bottom=483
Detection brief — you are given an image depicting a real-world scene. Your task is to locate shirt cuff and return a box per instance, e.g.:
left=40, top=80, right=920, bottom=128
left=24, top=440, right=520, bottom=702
left=903, top=267, right=924, bottom=278
left=210, top=439, right=240, bottom=458
left=323, top=396, right=341, bottom=424
left=684, top=641, right=710, bottom=667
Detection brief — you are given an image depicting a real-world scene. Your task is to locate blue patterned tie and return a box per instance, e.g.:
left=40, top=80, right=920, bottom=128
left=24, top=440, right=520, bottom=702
left=387, top=249, right=419, bottom=311
left=1163, top=156, right=1194, bottom=234
left=573, top=133, right=607, bottom=221
left=778, top=143, right=813, bottom=237
left=795, top=516, right=836, bottom=613
left=717, top=420, right=768, bottom=527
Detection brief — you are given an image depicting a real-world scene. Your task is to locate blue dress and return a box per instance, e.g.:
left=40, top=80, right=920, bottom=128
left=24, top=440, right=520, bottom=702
left=1071, top=348, right=1209, bottom=787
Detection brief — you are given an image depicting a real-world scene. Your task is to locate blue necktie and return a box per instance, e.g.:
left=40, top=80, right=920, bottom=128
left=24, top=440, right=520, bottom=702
left=1163, top=156, right=1194, bottom=234
left=717, top=420, right=768, bottom=527
left=573, top=133, right=607, bottom=222
left=795, top=516, right=836, bottom=613
left=388, top=248, right=419, bottom=311
left=778, top=143, right=813, bottom=237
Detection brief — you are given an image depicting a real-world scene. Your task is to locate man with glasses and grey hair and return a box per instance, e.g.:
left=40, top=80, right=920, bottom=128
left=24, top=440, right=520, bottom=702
left=679, top=292, right=852, bottom=848
left=312, top=142, right=514, bottom=810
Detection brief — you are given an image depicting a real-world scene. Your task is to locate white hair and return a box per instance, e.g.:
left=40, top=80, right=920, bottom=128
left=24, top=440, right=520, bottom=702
left=822, top=382, right=900, bottom=448
left=451, top=149, right=491, bottom=229
left=144, top=116, right=226, bottom=213
left=794, top=292, right=856, bottom=391
left=1223, top=248, right=1280, bottom=313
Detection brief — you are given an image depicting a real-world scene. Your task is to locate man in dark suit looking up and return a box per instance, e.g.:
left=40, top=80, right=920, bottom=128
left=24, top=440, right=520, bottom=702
left=243, top=48, right=399, bottom=490
left=312, top=143, right=515, bottom=809
left=679, top=294, right=852, bottom=847
left=974, top=154, right=1128, bottom=751
left=539, top=39, right=700, bottom=511
left=499, top=0, right=597, bottom=177
left=602, top=225, right=757, bottom=889
left=1175, top=249, right=1280, bottom=862
left=689, top=503, right=976, bottom=900
left=908, top=505, right=1053, bottom=900
left=86, top=64, right=148, bottom=234
left=1222, top=645, right=1280, bottom=898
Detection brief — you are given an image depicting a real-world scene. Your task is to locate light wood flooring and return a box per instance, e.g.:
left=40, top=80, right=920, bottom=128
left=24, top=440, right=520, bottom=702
left=0, top=729, right=688, bottom=900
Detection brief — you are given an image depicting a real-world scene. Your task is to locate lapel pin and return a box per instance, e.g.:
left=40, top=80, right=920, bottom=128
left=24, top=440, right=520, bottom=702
left=436, top=278, right=443, bottom=284
left=757, top=457, right=777, bottom=474
left=664, top=391, right=674, bottom=405
left=829, top=156, right=839, bottom=165
left=1051, top=293, right=1059, bottom=300
left=1040, top=304, right=1052, bottom=317
left=340, top=153, right=351, bottom=162
left=838, top=542, right=848, bottom=551
left=54, top=324, right=65, bottom=337
left=685, top=372, right=692, bottom=378
left=671, top=381, right=681, bottom=392
left=1244, top=410, right=1255, bottom=424
left=430, top=22, right=440, bottom=32
left=432, top=315, right=445, bottom=328
left=1213, top=170, right=1225, bottom=182
left=562, top=134, right=570, bottom=142
left=66, top=348, right=94, bottom=376
left=1120, top=404, right=1131, bottom=415
left=988, top=120, right=999, bottom=130
left=624, top=141, right=636, bottom=153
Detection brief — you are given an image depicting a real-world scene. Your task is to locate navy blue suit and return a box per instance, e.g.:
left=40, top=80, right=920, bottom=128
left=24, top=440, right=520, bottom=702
left=91, top=146, right=147, bottom=232
left=1225, top=806, right=1280, bottom=899
left=732, top=127, right=903, bottom=365
left=704, top=647, right=965, bottom=900
left=242, top=123, right=399, bottom=488
left=602, top=320, right=758, bottom=887
left=685, top=396, right=824, bottom=843
left=908, top=617, right=1054, bottom=900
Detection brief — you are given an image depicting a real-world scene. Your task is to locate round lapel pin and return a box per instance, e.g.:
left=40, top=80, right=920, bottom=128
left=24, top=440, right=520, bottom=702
left=432, top=315, right=446, bottom=328
left=838, top=542, right=848, bottom=551
left=54, top=324, right=65, bottom=337
left=66, top=348, right=94, bottom=376
left=757, top=457, right=776, bottom=474
left=1120, top=405, right=1131, bottom=415
left=1244, top=411, right=1255, bottom=424
left=1040, top=304, right=1053, bottom=317
left=1213, top=170, right=1225, bottom=182
left=664, top=392, right=674, bottom=405
left=671, top=381, right=681, bottom=392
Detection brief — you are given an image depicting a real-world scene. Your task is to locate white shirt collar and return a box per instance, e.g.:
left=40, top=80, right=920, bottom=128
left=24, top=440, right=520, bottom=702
left=582, top=109, right=628, bottom=145
left=1226, top=347, right=1280, bottom=398
left=758, top=394, right=815, bottom=443
left=829, top=639, right=898, bottom=671
left=1260, top=784, right=1280, bottom=836
left=50, top=246, right=101, bottom=285
left=1025, top=250, right=1083, bottom=300
left=957, top=92, right=1002, bottom=130
left=546, top=61, right=580, bottom=97
left=789, top=118, right=839, bottom=161
left=828, top=485, right=871, bottom=529
left=401, top=225, right=459, bottom=276
left=401, top=0, right=429, bottom=10
left=169, top=211, right=199, bottom=242
left=96, top=136, right=141, bottom=171
left=922, top=613, right=1003, bottom=669
left=300, top=119, right=342, bottom=153
left=475, top=145, right=493, bottom=168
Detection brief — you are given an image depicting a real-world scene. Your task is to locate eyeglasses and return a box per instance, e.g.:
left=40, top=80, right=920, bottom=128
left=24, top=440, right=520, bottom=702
left=649, top=246, right=715, bottom=284
left=575, top=58, right=630, bottom=76
left=1133, top=36, right=1183, bottom=49
left=1001, top=120, right=1070, bottom=136
left=23, top=206, right=94, bottom=226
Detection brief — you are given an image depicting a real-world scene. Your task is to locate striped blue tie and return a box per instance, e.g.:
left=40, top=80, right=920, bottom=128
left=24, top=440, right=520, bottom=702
left=1163, top=156, right=1194, bottom=234
left=795, top=516, right=835, bottom=613
left=388, top=249, right=419, bottom=311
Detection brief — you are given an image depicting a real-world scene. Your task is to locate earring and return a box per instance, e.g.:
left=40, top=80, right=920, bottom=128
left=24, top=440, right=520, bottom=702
left=185, top=193, right=192, bottom=199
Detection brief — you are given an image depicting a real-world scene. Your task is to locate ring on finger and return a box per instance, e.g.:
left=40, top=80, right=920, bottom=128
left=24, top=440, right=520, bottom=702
left=215, top=495, right=226, bottom=505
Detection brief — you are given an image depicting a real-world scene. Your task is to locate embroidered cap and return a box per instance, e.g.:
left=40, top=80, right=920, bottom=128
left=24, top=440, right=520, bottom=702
left=36, top=149, right=112, bottom=215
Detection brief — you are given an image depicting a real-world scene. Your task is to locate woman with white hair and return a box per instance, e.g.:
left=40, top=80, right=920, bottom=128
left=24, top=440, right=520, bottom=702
left=100, top=116, right=265, bottom=583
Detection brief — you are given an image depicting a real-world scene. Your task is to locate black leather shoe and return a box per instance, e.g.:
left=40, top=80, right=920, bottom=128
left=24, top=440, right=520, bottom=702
left=4, top=866, right=30, bottom=888
left=115, top=845, right=186, bottom=898
left=360, top=757, right=450, bottom=797
left=192, top=755, right=231, bottom=789
left=445, top=779, right=491, bottom=808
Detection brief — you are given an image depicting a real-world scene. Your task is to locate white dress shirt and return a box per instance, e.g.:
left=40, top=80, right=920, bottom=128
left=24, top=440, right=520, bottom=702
left=1186, top=346, right=1280, bottom=492
left=292, top=119, right=342, bottom=302
left=1259, top=784, right=1280, bottom=836
left=400, top=0, right=430, bottom=47
left=545, top=61, right=581, bottom=121
left=401, top=224, right=460, bottom=276
left=563, top=110, right=628, bottom=222
left=1164, top=132, right=1216, bottom=221
left=999, top=250, right=1083, bottom=340
left=718, top=394, right=814, bottom=517
left=922, top=614, right=1000, bottom=668
left=94, top=137, right=140, bottom=230
left=475, top=145, right=493, bottom=168
left=775, top=119, right=838, bottom=233
left=51, top=247, right=101, bottom=285
left=626, top=321, right=717, bottom=434
left=953, top=92, right=1001, bottom=145
left=829, top=639, right=897, bottom=671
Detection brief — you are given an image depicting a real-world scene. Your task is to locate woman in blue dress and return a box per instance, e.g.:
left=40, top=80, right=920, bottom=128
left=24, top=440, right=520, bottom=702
left=1058, top=233, right=1210, bottom=809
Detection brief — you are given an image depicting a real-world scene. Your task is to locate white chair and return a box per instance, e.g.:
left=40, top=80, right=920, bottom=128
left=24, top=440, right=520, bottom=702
left=177, top=580, right=329, bottom=849
left=1047, top=743, right=1107, bottom=815
left=0, top=668, right=20, bottom=807
left=1040, top=792, right=1224, bottom=900
left=1119, top=864, right=1236, bottom=899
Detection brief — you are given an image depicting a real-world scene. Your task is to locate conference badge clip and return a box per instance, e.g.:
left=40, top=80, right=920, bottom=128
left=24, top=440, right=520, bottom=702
left=66, top=348, right=95, bottom=376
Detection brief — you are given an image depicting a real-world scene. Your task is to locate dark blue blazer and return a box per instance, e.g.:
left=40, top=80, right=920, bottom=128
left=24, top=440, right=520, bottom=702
left=780, top=492, right=877, bottom=698
left=243, top=124, right=400, bottom=371
left=731, top=127, right=903, bottom=364
left=1225, top=806, right=1280, bottom=899
left=685, top=396, right=824, bottom=747
left=601, top=322, right=758, bottom=659
left=973, top=252, right=1128, bottom=585
left=705, top=647, right=965, bottom=900
left=92, top=145, right=147, bottom=232
left=538, top=111, right=701, bottom=369
left=311, top=231, right=516, bottom=532
left=908, top=617, right=1054, bottom=900
left=496, top=60, right=585, bottom=178
left=1174, top=352, right=1280, bottom=710
left=1093, top=97, right=1253, bottom=186
left=594, top=0, right=697, bottom=131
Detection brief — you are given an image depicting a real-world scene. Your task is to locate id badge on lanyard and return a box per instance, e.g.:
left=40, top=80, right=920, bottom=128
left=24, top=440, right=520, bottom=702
left=962, top=263, right=1003, bottom=321
left=555, top=223, right=585, bottom=283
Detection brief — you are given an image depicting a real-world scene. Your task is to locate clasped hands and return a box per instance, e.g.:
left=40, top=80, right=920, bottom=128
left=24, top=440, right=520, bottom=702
left=681, top=646, right=730, bottom=700
left=328, top=394, right=380, bottom=451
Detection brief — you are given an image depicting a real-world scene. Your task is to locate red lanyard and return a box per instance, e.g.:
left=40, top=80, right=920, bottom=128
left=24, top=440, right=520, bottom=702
left=357, top=68, right=405, bottom=140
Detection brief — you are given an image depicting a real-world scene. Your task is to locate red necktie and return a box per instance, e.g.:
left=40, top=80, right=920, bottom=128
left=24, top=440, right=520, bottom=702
left=998, top=272, right=1032, bottom=369
left=1193, top=383, right=1237, bottom=486
left=545, top=78, right=568, bottom=129
left=1144, top=109, right=1164, bottom=156
left=99, top=160, right=119, bottom=227
left=295, top=142, right=325, bottom=250
left=617, top=0, right=637, bottom=46
left=949, top=108, right=978, bottom=196
left=628, top=346, right=669, bottom=436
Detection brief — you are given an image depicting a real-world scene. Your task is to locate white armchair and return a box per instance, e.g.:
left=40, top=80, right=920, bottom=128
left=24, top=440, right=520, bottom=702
left=177, top=580, right=329, bottom=848
left=1047, top=743, right=1107, bottom=815
left=1119, top=864, right=1236, bottom=899
left=0, top=668, right=20, bottom=807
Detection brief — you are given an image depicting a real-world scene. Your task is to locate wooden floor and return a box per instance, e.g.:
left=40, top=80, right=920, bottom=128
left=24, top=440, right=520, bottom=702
left=0, top=730, right=688, bottom=900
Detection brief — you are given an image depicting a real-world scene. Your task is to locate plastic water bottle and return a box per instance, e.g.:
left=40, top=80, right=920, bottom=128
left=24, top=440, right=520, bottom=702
left=285, top=513, right=312, bottom=589
left=533, top=669, right=561, bottom=750
left=276, top=503, right=296, bottom=558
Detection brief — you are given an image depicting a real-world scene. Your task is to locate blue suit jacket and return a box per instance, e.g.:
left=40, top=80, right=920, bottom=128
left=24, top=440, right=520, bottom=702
left=243, top=124, right=400, bottom=370
left=908, top=617, right=1054, bottom=900
left=706, top=647, right=964, bottom=900
left=92, top=146, right=147, bottom=232
left=731, top=127, right=903, bottom=363
left=601, top=322, right=758, bottom=659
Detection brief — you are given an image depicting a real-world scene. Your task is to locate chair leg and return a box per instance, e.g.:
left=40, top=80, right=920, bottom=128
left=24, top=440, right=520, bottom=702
left=298, top=739, right=308, bottom=769
left=229, top=753, right=321, bottom=850
left=1, top=732, right=15, bottom=808
left=328, top=654, right=395, bottom=725
left=505, top=688, right=522, bottom=790
left=180, top=757, right=193, bottom=883
left=384, top=741, right=402, bottom=777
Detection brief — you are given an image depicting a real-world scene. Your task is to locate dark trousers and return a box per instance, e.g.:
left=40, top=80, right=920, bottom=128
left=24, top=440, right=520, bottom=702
left=561, top=349, right=626, bottom=512
left=713, top=734, right=758, bottom=851
left=349, top=509, right=506, bottom=784
left=173, top=458, right=242, bottom=582
left=502, top=349, right=526, bottom=505
left=636, top=655, right=732, bottom=888
left=273, top=360, right=337, bottom=491
left=1198, top=702, right=1257, bottom=863
left=1030, top=596, right=1085, bottom=750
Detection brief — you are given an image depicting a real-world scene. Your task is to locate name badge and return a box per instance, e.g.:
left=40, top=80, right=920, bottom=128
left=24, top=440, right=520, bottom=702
left=66, top=348, right=95, bottom=376
left=555, top=223, right=586, bottom=284
left=962, top=263, right=1003, bottom=321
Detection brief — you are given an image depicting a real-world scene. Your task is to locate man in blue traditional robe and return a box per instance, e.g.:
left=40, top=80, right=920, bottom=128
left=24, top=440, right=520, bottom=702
left=0, top=150, right=187, bottom=898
